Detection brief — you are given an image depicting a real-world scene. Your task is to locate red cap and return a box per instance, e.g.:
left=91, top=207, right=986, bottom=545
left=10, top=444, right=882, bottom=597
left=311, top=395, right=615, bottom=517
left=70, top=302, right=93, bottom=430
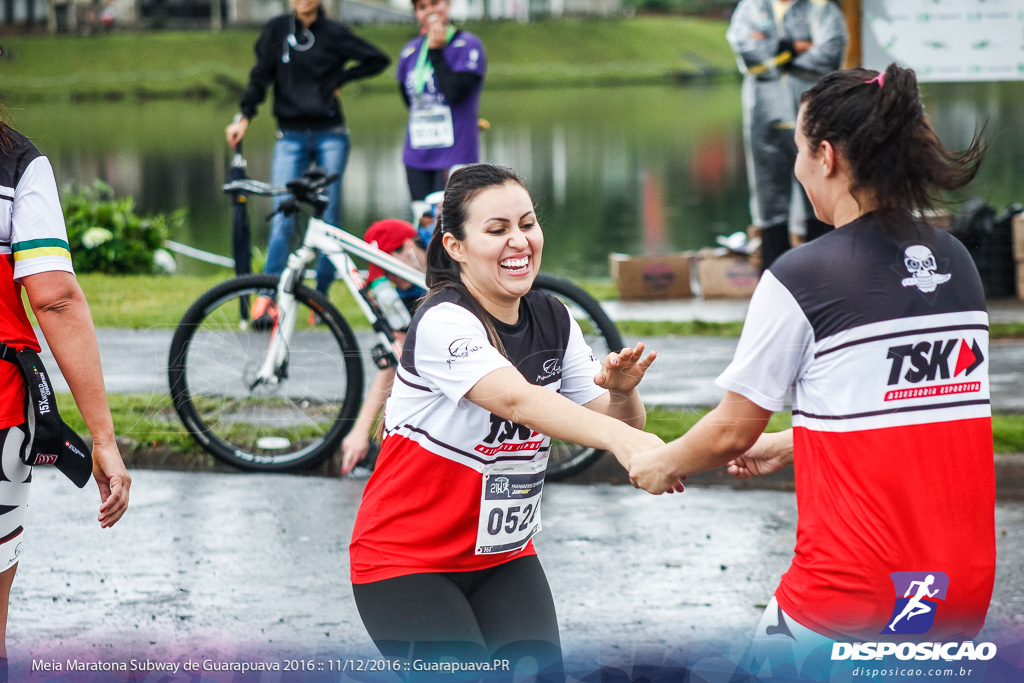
left=364, top=219, right=418, bottom=282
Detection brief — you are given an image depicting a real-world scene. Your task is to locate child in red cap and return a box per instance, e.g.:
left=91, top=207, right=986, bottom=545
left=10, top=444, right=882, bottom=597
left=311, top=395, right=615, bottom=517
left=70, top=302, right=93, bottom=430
left=363, top=218, right=427, bottom=300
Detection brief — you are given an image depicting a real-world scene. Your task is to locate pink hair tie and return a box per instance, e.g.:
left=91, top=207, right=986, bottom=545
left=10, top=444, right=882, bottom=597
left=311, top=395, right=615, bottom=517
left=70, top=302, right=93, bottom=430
left=866, top=72, right=885, bottom=88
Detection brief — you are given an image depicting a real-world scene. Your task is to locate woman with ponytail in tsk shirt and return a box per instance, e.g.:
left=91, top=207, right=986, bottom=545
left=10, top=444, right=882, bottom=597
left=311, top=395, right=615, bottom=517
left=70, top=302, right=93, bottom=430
left=629, top=64, right=993, bottom=676
left=350, top=164, right=663, bottom=678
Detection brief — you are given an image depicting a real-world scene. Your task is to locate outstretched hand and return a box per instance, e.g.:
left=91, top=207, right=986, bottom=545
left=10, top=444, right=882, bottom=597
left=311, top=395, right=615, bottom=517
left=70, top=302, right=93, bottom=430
left=594, top=342, right=657, bottom=394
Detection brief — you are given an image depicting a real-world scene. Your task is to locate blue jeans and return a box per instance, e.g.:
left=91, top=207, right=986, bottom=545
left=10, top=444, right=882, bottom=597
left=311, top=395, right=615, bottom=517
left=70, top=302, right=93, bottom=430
left=264, top=127, right=350, bottom=294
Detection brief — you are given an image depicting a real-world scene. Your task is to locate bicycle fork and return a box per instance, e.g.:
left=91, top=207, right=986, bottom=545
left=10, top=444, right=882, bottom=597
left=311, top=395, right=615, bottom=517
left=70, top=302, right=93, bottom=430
left=250, top=248, right=315, bottom=389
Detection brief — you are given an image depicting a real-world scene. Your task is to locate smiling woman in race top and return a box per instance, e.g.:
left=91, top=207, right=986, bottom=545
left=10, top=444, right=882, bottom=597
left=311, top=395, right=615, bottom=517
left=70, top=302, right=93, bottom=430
left=349, top=164, right=663, bottom=677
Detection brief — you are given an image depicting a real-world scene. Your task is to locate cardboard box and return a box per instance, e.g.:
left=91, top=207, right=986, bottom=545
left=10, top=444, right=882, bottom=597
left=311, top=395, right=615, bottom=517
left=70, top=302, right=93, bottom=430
left=696, top=253, right=760, bottom=298
left=609, top=253, right=693, bottom=300
left=1017, top=262, right=1024, bottom=301
left=1014, top=214, right=1024, bottom=263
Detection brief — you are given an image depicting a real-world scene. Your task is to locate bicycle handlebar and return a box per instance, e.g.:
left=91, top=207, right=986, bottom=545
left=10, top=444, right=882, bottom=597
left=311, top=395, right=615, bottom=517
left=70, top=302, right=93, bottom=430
left=286, top=170, right=340, bottom=196
left=222, top=178, right=286, bottom=196
left=222, top=168, right=340, bottom=201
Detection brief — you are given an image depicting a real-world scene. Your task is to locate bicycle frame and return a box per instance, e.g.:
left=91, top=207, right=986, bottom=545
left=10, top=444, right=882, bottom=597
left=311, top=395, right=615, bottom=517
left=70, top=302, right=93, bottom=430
left=176, top=169, right=623, bottom=475
left=252, top=216, right=428, bottom=388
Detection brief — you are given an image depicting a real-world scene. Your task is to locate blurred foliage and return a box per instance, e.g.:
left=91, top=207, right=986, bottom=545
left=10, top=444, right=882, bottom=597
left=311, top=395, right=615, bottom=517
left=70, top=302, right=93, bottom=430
left=63, top=180, right=182, bottom=274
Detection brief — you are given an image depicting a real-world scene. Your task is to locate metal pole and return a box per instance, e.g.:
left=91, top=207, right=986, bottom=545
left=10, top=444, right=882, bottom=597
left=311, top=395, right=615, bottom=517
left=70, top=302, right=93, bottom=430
left=842, top=0, right=861, bottom=68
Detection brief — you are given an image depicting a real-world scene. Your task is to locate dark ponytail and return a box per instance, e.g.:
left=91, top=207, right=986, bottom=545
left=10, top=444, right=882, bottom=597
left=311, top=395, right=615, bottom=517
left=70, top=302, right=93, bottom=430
left=424, top=164, right=530, bottom=356
left=0, top=102, right=12, bottom=156
left=799, top=63, right=986, bottom=220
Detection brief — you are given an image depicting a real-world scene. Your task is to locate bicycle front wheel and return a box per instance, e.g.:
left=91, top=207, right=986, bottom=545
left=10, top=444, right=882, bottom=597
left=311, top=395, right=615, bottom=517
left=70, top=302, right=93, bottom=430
left=532, top=273, right=624, bottom=481
left=168, top=273, right=365, bottom=472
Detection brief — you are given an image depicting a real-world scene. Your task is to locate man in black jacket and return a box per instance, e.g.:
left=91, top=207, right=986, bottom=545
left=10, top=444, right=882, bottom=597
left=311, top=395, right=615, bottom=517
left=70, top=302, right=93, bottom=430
left=226, top=0, right=388, bottom=322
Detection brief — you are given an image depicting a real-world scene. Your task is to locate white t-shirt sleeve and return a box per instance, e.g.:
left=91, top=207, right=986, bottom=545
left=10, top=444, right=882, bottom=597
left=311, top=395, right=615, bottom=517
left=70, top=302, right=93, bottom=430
left=557, top=307, right=607, bottom=406
left=412, top=302, right=513, bottom=404
left=12, top=156, right=74, bottom=281
left=715, top=271, right=815, bottom=412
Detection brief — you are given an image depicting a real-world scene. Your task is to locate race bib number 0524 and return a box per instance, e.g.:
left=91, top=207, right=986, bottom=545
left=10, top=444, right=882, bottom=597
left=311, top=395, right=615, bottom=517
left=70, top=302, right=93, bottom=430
left=476, top=459, right=545, bottom=555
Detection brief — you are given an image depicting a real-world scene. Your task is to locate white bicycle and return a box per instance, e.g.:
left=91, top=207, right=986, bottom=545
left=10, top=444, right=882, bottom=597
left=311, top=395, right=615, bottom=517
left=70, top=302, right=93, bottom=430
left=168, top=168, right=623, bottom=476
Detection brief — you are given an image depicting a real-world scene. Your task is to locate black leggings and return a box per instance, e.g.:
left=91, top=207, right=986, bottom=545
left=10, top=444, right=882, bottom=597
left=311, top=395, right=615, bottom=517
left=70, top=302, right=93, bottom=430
left=406, top=167, right=449, bottom=202
left=352, top=555, right=562, bottom=680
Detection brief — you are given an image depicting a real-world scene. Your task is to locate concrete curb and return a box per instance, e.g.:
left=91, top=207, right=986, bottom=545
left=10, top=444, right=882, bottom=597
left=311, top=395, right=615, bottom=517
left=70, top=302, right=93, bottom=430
left=114, top=439, right=1024, bottom=501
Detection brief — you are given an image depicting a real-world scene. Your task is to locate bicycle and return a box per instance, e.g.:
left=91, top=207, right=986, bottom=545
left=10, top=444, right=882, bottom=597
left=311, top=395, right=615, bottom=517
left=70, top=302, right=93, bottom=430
left=167, top=168, right=623, bottom=480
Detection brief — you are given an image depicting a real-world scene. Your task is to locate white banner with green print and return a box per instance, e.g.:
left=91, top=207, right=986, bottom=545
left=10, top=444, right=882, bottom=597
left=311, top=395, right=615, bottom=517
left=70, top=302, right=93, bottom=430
left=863, top=0, right=1024, bottom=82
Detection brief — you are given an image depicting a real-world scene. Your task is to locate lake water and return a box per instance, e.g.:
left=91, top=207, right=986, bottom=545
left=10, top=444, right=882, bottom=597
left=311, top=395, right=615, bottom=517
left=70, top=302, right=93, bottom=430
left=11, top=79, right=1024, bottom=278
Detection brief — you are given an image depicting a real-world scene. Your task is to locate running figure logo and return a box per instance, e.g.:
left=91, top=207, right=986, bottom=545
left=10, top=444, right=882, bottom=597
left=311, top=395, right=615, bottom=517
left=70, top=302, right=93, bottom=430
left=882, top=571, right=949, bottom=635
left=489, top=476, right=510, bottom=497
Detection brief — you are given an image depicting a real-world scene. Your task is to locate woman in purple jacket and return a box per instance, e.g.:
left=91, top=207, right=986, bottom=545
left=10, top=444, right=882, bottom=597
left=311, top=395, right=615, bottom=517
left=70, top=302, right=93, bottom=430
left=397, top=0, right=486, bottom=221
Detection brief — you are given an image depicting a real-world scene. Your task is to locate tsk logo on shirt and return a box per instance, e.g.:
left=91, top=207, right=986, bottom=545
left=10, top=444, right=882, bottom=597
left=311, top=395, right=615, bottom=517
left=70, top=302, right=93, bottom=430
left=475, top=415, right=543, bottom=457
left=881, top=571, right=949, bottom=635
left=883, top=337, right=984, bottom=401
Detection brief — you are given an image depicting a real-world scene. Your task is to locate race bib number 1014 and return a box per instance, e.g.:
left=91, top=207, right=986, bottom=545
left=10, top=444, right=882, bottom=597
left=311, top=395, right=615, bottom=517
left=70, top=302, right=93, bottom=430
left=409, top=105, right=455, bottom=149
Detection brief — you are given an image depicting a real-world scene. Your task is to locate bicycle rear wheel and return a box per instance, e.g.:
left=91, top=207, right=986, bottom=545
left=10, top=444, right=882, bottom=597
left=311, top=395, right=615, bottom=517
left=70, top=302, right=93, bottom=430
left=531, top=273, right=624, bottom=481
left=168, top=273, right=365, bottom=472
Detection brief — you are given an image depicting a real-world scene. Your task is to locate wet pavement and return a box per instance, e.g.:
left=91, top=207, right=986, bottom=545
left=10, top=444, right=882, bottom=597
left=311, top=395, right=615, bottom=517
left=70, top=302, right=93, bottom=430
left=10, top=469, right=1024, bottom=667
left=15, top=296, right=1024, bottom=677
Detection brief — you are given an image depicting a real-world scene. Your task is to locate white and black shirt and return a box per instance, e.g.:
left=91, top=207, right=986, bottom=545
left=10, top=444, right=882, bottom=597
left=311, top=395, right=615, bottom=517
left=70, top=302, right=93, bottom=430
left=350, top=288, right=605, bottom=583
left=718, top=213, right=995, bottom=640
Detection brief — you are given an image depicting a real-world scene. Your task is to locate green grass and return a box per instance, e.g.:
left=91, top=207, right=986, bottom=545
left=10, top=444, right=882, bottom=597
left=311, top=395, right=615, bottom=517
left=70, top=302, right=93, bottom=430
left=55, top=394, right=1024, bottom=466
left=26, top=273, right=1024, bottom=340
left=617, top=319, right=747, bottom=338
left=644, top=406, right=793, bottom=443
left=59, top=391, right=207, bottom=462
left=66, top=273, right=747, bottom=336
left=0, top=17, right=736, bottom=102
left=993, top=417, right=1024, bottom=455
left=25, top=273, right=372, bottom=329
